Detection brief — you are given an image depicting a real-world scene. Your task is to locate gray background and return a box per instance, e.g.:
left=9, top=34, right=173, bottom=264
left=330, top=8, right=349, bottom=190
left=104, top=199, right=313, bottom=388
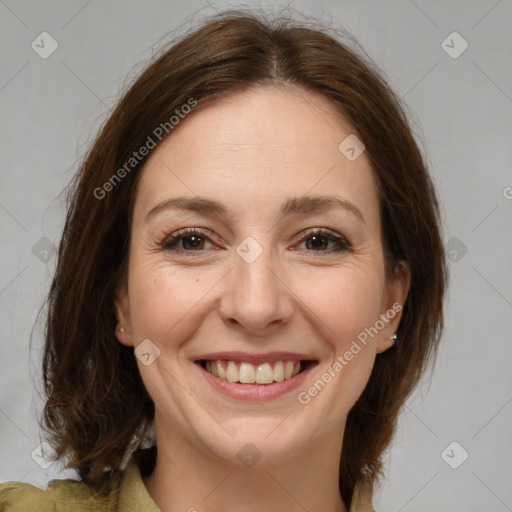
left=1, top=1, right=511, bottom=510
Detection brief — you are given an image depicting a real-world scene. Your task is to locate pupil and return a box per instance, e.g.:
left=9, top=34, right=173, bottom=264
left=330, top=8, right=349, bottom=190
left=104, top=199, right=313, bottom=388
left=308, top=236, right=327, bottom=250
left=185, top=235, right=203, bottom=249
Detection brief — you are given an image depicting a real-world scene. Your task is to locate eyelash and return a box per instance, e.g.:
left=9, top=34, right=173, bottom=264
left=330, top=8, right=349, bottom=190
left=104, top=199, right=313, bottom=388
left=160, top=227, right=351, bottom=256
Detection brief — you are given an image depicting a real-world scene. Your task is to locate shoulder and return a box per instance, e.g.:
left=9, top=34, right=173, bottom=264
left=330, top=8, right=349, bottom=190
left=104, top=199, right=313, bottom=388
left=0, top=480, right=53, bottom=511
left=0, top=448, right=156, bottom=512
left=0, top=478, right=118, bottom=511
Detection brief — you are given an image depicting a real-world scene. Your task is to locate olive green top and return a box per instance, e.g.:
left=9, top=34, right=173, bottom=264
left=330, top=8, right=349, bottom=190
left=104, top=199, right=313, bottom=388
left=0, top=454, right=375, bottom=511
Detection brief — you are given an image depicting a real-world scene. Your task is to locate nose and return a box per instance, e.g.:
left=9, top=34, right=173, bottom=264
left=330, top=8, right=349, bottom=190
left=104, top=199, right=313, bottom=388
left=218, top=242, right=294, bottom=334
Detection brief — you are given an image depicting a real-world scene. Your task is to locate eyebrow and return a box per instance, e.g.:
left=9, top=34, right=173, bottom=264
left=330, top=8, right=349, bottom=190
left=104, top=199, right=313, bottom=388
left=145, top=195, right=365, bottom=224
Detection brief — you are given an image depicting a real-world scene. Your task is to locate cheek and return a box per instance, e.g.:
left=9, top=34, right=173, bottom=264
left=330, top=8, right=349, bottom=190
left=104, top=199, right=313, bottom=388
left=292, top=265, right=382, bottom=420
left=294, top=262, right=383, bottom=349
left=128, top=258, right=214, bottom=344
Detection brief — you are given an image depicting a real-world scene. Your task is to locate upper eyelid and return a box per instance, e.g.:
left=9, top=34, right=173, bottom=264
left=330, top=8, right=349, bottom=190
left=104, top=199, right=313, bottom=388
left=161, top=227, right=219, bottom=246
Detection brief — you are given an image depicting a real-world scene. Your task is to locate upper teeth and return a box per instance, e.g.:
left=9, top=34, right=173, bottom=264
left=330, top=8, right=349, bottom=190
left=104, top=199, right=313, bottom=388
left=205, top=360, right=302, bottom=384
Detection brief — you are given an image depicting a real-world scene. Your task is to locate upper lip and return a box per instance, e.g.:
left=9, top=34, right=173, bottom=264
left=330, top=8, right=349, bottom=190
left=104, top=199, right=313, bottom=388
left=194, top=351, right=317, bottom=365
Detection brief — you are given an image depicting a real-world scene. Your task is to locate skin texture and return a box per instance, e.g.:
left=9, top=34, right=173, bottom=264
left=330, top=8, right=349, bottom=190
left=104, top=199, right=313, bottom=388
left=115, top=86, right=410, bottom=512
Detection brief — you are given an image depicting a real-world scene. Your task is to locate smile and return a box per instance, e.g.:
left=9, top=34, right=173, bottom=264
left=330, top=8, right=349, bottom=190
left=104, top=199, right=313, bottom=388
left=194, top=352, right=318, bottom=401
left=201, top=359, right=310, bottom=384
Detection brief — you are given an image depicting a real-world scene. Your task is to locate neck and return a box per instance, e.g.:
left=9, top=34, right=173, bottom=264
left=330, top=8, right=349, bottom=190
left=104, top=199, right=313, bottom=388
left=143, top=416, right=347, bottom=512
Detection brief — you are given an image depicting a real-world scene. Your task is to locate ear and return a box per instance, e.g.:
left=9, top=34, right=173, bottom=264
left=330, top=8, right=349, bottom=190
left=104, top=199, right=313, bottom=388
left=114, top=281, right=135, bottom=348
left=376, top=261, right=410, bottom=354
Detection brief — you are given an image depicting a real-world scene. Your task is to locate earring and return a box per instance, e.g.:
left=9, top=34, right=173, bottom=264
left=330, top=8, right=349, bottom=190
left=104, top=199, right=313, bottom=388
left=390, top=333, right=397, bottom=344
left=119, top=326, right=125, bottom=333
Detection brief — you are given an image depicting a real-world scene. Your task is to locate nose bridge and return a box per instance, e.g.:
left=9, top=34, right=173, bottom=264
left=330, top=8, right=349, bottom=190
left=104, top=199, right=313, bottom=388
left=219, top=234, right=293, bottom=331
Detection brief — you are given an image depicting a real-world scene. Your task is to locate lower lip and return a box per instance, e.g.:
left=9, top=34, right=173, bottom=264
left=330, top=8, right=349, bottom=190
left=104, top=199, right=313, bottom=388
left=197, top=362, right=315, bottom=401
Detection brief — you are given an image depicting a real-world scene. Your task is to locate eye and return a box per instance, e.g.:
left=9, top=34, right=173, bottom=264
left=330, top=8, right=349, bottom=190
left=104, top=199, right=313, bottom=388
left=294, top=228, right=351, bottom=254
left=161, top=228, right=216, bottom=253
left=160, top=227, right=351, bottom=256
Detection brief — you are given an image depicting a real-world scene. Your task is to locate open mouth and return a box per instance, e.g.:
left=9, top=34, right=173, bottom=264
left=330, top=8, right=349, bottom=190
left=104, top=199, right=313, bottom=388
left=198, top=359, right=317, bottom=385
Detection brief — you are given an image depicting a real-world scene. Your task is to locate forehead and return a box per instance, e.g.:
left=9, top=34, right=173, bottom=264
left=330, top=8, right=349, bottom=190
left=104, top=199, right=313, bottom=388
left=133, top=86, right=379, bottom=229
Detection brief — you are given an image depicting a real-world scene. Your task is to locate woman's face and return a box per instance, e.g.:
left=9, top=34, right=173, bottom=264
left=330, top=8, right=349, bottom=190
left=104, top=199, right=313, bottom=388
left=115, top=86, right=408, bottom=466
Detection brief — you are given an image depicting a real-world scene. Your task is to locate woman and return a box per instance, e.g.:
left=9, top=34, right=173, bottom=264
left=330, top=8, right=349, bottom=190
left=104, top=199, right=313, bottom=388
left=0, top=9, right=446, bottom=512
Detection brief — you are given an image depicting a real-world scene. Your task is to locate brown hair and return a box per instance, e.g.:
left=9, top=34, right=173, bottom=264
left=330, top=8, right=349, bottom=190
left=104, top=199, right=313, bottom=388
left=40, top=9, right=447, bottom=506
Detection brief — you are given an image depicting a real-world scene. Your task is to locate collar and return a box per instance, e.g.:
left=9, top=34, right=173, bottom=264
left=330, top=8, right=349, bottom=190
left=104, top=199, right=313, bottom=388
left=117, top=460, right=160, bottom=511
